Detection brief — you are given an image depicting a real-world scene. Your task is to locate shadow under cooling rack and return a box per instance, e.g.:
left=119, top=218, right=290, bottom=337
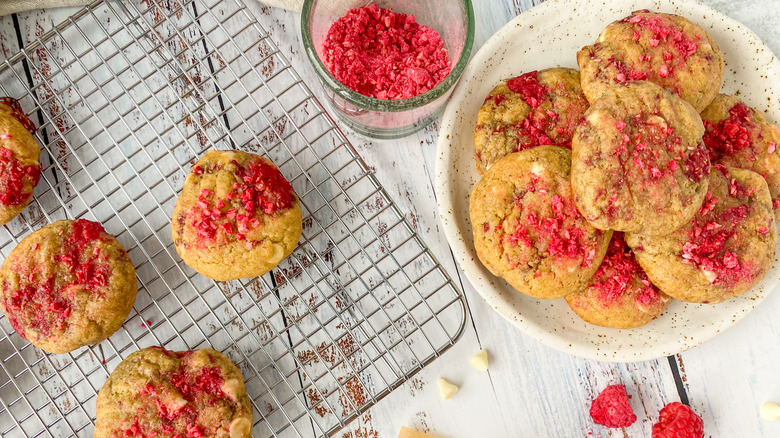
left=0, top=0, right=467, bottom=436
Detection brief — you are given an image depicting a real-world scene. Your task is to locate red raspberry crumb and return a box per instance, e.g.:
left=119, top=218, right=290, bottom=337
left=322, top=4, right=451, bottom=100
left=590, top=384, right=637, bottom=428
left=652, top=402, right=704, bottom=438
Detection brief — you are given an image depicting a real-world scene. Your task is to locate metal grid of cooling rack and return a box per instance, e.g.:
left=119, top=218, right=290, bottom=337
left=0, top=0, right=467, bottom=436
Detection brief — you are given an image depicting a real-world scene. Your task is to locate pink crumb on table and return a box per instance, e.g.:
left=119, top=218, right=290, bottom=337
left=322, top=4, right=451, bottom=100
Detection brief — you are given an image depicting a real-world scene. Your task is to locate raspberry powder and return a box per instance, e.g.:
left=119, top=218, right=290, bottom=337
left=322, top=4, right=451, bottom=100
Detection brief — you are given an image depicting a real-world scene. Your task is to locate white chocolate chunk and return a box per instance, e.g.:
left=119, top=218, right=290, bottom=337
left=760, top=402, right=780, bottom=421
left=702, top=269, right=718, bottom=283
left=229, top=417, right=252, bottom=438
left=268, top=243, right=285, bottom=263
left=162, top=390, right=188, bottom=413
left=437, top=377, right=458, bottom=400
left=222, top=378, right=243, bottom=401
left=398, top=426, right=436, bottom=438
left=469, top=349, right=489, bottom=371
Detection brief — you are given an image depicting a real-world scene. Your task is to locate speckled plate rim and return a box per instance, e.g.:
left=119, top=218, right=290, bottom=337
left=435, top=0, right=780, bottom=362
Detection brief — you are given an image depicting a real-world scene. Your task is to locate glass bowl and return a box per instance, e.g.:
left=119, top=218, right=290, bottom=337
left=301, top=0, right=475, bottom=139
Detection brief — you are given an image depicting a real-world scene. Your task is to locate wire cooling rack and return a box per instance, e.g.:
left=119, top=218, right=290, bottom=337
left=0, top=0, right=466, bottom=436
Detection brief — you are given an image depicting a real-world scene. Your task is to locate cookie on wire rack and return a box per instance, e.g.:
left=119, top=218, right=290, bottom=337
left=701, top=93, right=780, bottom=215
left=172, top=150, right=302, bottom=281
left=0, top=219, right=137, bottom=354
left=0, top=97, right=41, bottom=226
left=94, top=347, right=253, bottom=438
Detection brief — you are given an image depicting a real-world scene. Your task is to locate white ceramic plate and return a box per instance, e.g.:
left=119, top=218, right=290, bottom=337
left=435, top=0, right=780, bottom=362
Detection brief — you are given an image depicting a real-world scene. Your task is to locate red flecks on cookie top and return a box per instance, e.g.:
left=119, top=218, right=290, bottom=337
left=0, top=97, right=36, bottom=132
left=2, top=219, right=111, bottom=338
left=590, top=384, right=637, bottom=428
left=189, top=158, right=295, bottom=247
left=702, top=102, right=756, bottom=161
left=622, top=12, right=700, bottom=59
left=125, top=352, right=232, bottom=437
left=0, top=147, right=41, bottom=206
left=322, top=4, right=451, bottom=100
left=605, top=12, right=702, bottom=90
left=506, top=72, right=548, bottom=108
left=652, top=402, right=704, bottom=438
left=591, top=233, right=660, bottom=306
left=507, top=72, right=563, bottom=151
left=614, top=113, right=709, bottom=188
left=506, top=175, right=600, bottom=268
left=680, top=167, right=755, bottom=288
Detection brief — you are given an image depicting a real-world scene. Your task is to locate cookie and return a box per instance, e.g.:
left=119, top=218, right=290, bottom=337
left=94, top=347, right=253, bottom=438
left=172, top=150, right=302, bottom=281
left=701, top=94, right=780, bottom=213
left=571, top=81, right=710, bottom=235
left=0, top=97, right=41, bottom=226
left=0, top=219, right=137, bottom=353
left=577, top=10, right=724, bottom=112
left=469, top=146, right=612, bottom=299
left=565, top=232, right=670, bottom=328
left=626, top=165, right=776, bottom=303
left=474, top=68, right=590, bottom=174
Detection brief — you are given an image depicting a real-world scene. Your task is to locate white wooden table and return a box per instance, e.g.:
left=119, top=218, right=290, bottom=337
left=1, top=0, right=779, bottom=437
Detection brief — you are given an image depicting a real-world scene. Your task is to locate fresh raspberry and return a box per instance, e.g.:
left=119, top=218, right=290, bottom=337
left=590, top=384, right=637, bottom=428
left=652, top=402, right=704, bottom=438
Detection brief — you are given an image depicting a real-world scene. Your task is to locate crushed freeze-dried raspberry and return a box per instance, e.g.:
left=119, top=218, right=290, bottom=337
left=322, top=4, right=451, bottom=100
left=506, top=183, right=600, bottom=267
left=129, top=349, right=233, bottom=437
left=506, top=71, right=547, bottom=108
left=702, top=103, right=755, bottom=161
left=652, top=402, right=704, bottom=438
left=590, top=384, right=637, bottom=428
left=591, top=233, right=660, bottom=306
left=680, top=171, right=755, bottom=287
left=189, top=157, right=295, bottom=246
left=2, top=220, right=111, bottom=338
left=0, top=147, right=41, bottom=206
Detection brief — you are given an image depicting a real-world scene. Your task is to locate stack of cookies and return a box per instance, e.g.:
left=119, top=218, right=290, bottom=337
left=470, top=10, right=779, bottom=329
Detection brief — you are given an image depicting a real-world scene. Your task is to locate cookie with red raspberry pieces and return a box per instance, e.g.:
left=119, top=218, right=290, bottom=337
left=0, top=219, right=137, bottom=354
left=652, top=402, right=704, bottom=438
left=172, top=150, right=302, bottom=281
left=474, top=68, right=590, bottom=175
left=469, top=146, right=612, bottom=299
left=701, top=94, right=780, bottom=214
left=565, top=233, right=670, bottom=328
left=627, top=165, right=776, bottom=303
left=571, top=81, right=710, bottom=235
left=94, top=347, right=253, bottom=438
left=577, top=10, right=724, bottom=112
left=589, top=384, right=637, bottom=428
left=0, top=97, right=41, bottom=226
